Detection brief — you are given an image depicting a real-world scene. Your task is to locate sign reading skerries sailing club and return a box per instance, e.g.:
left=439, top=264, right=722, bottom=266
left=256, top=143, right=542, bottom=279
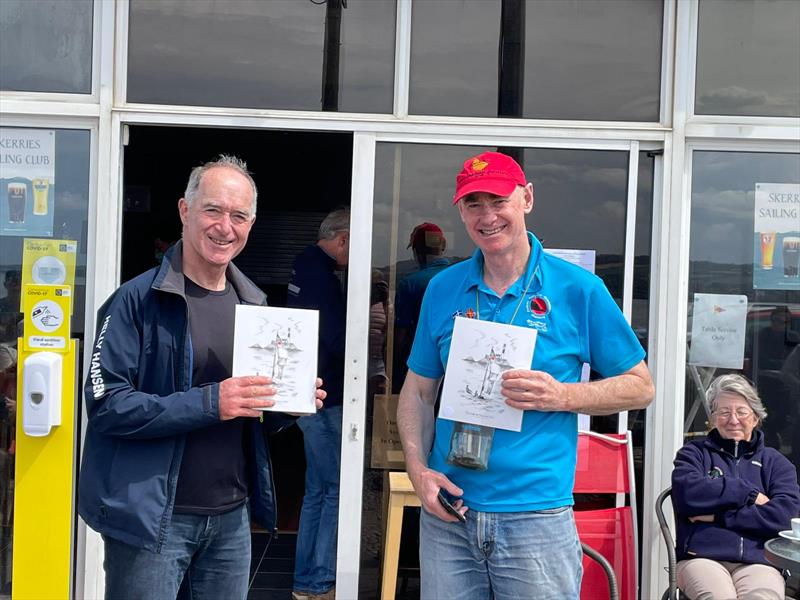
left=0, top=128, right=56, bottom=237
left=753, top=183, right=800, bottom=291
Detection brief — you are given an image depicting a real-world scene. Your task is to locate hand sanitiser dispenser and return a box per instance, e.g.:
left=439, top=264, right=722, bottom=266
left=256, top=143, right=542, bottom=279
left=23, top=351, right=63, bottom=436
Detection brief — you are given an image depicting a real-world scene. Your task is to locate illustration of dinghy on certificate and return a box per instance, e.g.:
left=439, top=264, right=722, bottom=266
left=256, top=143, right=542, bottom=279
left=439, top=316, right=537, bottom=432
left=232, top=305, right=319, bottom=414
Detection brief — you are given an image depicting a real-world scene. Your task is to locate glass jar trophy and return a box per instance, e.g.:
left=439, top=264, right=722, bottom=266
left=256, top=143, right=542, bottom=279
left=446, top=423, right=494, bottom=470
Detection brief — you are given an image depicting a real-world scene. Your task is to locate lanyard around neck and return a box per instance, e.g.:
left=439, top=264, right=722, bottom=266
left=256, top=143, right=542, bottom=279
left=475, top=265, right=538, bottom=324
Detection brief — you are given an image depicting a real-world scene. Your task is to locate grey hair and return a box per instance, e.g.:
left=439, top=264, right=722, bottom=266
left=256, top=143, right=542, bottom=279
left=706, top=374, right=767, bottom=423
left=184, top=155, right=258, bottom=216
left=318, top=208, right=350, bottom=240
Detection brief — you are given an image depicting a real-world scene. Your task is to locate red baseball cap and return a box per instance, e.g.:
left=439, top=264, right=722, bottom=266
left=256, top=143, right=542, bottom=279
left=453, top=151, right=527, bottom=204
left=407, top=222, right=445, bottom=250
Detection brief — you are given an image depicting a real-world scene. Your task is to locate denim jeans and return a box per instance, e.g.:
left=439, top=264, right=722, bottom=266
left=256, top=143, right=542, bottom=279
left=103, top=502, right=251, bottom=600
left=419, top=505, right=582, bottom=600
left=293, top=405, right=343, bottom=594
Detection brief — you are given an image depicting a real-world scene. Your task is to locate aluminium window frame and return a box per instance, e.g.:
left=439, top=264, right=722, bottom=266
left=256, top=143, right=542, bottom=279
left=0, top=0, right=103, bottom=104
left=11, top=1, right=766, bottom=598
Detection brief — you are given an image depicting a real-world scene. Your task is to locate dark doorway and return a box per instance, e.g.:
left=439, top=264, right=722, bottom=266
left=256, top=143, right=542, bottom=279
left=121, top=125, right=353, bottom=536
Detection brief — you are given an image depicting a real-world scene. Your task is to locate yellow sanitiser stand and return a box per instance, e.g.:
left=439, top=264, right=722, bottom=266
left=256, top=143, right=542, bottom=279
left=13, top=339, right=78, bottom=599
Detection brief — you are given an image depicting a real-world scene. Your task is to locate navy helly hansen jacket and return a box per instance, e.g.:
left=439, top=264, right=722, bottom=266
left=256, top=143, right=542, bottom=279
left=672, top=428, right=800, bottom=566
left=79, top=242, right=289, bottom=552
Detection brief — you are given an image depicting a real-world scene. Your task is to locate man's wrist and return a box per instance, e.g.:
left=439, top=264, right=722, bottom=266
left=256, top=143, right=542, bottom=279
left=405, top=457, right=428, bottom=480
left=562, top=382, right=577, bottom=412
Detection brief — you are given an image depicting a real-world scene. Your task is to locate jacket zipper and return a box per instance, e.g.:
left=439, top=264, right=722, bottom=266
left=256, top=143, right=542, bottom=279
left=158, top=294, right=192, bottom=552
left=733, top=440, right=745, bottom=560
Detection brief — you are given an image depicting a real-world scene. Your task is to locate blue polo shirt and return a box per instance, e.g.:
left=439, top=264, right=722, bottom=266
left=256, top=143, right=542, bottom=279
left=407, top=232, right=645, bottom=512
left=395, top=257, right=451, bottom=328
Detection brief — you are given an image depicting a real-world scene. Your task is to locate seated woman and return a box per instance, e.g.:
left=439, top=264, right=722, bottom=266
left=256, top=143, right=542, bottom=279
left=672, top=374, right=800, bottom=600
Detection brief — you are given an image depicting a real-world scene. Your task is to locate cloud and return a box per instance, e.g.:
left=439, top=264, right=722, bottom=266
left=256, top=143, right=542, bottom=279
left=698, top=86, right=768, bottom=112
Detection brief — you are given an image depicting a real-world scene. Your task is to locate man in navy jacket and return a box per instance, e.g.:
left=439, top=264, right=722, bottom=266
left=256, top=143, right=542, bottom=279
left=287, top=209, right=349, bottom=600
left=79, top=156, right=324, bottom=599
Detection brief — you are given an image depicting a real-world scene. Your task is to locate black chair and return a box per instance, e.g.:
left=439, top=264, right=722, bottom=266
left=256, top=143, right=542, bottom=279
left=655, top=487, right=681, bottom=600
left=656, top=486, right=800, bottom=600
left=581, top=542, right=619, bottom=600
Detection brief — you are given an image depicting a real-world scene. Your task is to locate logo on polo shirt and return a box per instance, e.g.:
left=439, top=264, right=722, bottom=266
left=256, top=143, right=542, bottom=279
left=452, top=308, right=477, bottom=320
left=529, top=295, right=551, bottom=318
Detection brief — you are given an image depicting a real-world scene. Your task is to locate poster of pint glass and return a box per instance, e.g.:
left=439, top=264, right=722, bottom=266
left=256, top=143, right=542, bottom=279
left=0, top=128, right=56, bottom=237
left=689, top=293, right=748, bottom=369
left=753, top=183, right=800, bottom=291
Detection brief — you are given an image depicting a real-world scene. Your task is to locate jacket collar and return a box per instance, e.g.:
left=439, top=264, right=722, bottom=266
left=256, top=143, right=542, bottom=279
left=152, top=240, right=266, bottom=305
left=705, top=427, right=764, bottom=457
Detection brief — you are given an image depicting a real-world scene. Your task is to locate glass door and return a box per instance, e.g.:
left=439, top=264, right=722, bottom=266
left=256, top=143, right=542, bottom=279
left=342, top=139, right=656, bottom=598
left=0, top=125, right=91, bottom=598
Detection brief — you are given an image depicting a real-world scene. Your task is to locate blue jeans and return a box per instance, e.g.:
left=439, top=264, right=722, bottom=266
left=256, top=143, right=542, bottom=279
left=103, top=502, right=251, bottom=600
left=419, top=505, right=582, bottom=600
left=294, top=405, right=343, bottom=594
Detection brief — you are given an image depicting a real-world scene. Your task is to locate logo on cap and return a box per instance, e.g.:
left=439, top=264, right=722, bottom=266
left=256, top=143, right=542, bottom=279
left=465, top=308, right=476, bottom=319
left=471, top=157, right=489, bottom=172
left=529, top=295, right=550, bottom=318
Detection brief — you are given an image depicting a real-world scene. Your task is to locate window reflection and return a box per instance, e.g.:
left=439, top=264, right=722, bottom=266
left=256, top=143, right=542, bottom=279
left=0, top=0, right=93, bottom=94
left=696, top=0, right=800, bottom=118
left=360, top=142, right=638, bottom=597
left=687, top=151, right=800, bottom=474
left=127, top=0, right=395, bottom=113
left=410, top=0, right=662, bottom=121
left=0, top=127, right=91, bottom=595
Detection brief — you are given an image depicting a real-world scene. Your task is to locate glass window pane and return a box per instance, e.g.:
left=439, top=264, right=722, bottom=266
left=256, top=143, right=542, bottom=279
left=0, top=127, right=91, bottom=590
left=686, top=151, right=800, bottom=473
left=409, top=1, right=499, bottom=118
left=410, top=0, right=662, bottom=121
left=524, top=0, right=662, bottom=121
left=0, top=0, right=93, bottom=94
left=361, top=143, right=634, bottom=595
left=696, top=0, right=800, bottom=117
left=127, top=0, right=395, bottom=113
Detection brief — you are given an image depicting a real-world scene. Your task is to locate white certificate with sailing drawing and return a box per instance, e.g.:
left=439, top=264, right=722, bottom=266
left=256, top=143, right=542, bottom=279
left=439, top=317, right=537, bottom=432
left=232, top=305, right=319, bottom=414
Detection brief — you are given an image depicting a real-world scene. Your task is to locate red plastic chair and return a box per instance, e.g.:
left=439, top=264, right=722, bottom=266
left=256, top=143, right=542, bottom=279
left=574, top=431, right=638, bottom=600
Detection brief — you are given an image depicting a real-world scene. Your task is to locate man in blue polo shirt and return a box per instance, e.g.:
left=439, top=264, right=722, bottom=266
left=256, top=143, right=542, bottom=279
left=393, top=222, right=450, bottom=388
left=397, top=151, right=654, bottom=600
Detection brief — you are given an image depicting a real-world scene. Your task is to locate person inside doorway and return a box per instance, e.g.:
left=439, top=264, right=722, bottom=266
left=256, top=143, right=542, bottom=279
left=393, top=222, right=450, bottom=390
left=287, top=209, right=350, bottom=600
left=397, top=151, right=654, bottom=599
left=78, top=155, right=326, bottom=600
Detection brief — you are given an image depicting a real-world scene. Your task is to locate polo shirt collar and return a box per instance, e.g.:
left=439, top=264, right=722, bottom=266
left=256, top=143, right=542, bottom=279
left=466, top=231, right=544, bottom=297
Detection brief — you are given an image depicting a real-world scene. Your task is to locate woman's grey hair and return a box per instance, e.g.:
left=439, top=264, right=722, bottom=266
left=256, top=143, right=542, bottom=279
left=184, top=155, right=258, bottom=216
left=318, top=209, right=350, bottom=240
left=706, top=374, right=767, bottom=423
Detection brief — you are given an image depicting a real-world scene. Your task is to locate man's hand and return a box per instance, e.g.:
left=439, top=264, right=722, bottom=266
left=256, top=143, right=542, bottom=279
left=500, top=369, right=570, bottom=412
left=313, top=377, right=326, bottom=410
left=219, top=375, right=277, bottom=420
left=286, top=377, right=327, bottom=416
left=755, top=492, right=770, bottom=505
left=407, top=464, right=468, bottom=523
